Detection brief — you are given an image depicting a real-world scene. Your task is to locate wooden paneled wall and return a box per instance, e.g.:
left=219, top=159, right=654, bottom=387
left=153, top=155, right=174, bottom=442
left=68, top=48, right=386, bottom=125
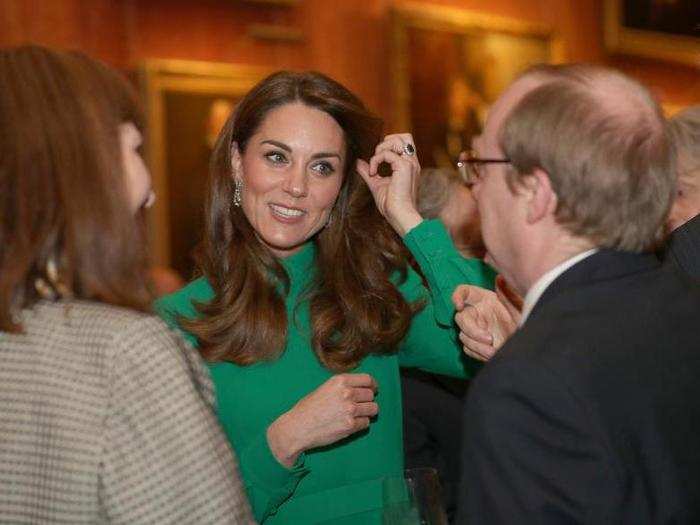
left=2, top=0, right=698, bottom=123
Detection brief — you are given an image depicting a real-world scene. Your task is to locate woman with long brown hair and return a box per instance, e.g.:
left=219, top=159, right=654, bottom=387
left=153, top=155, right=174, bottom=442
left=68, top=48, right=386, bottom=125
left=157, top=70, right=494, bottom=523
left=0, top=45, right=252, bottom=523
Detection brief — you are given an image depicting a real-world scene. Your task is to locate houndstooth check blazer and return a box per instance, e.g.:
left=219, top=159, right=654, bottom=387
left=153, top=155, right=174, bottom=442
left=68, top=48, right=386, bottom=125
left=0, top=300, right=255, bottom=524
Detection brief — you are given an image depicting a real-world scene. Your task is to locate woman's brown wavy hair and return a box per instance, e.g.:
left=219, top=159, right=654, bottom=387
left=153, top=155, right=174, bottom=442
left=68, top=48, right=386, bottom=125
left=184, top=71, right=421, bottom=372
left=0, top=45, right=151, bottom=333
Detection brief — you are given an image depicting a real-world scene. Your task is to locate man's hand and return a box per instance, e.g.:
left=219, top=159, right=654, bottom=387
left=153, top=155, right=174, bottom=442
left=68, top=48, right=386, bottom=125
left=452, top=276, right=522, bottom=361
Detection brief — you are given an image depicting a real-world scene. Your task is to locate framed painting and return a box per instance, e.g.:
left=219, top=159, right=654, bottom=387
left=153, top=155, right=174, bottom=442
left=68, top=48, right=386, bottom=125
left=141, top=59, right=270, bottom=276
left=604, top=0, right=700, bottom=66
left=390, top=2, right=563, bottom=170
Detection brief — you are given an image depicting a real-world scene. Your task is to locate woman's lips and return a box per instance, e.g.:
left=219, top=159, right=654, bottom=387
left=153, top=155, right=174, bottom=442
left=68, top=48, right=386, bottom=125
left=269, top=203, right=306, bottom=222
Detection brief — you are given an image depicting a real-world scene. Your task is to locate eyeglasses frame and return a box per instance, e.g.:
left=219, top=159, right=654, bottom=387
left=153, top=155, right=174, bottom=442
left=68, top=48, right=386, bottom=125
left=456, top=149, right=510, bottom=187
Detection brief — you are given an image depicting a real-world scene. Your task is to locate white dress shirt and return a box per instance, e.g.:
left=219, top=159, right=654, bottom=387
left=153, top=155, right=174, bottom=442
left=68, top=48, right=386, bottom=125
left=520, top=249, right=598, bottom=325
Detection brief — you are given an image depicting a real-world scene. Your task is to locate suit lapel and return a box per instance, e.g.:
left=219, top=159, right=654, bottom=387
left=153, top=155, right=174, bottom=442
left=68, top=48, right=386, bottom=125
left=665, top=213, right=700, bottom=281
left=527, top=250, right=661, bottom=323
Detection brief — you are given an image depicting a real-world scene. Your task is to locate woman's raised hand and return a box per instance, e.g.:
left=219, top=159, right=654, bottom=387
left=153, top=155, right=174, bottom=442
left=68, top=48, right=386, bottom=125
left=266, top=373, right=379, bottom=468
left=356, top=133, right=423, bottom=237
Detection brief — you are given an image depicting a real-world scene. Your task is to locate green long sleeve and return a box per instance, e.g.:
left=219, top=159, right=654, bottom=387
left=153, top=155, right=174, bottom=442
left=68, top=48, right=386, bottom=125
left=399, top=219, right=496, bottom=377
left=227, top=420, right=308, bottom=522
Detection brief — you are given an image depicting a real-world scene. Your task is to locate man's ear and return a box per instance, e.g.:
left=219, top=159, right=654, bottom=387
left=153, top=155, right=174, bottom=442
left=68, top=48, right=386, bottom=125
left=524, top=167, right=557, bottom=224
left=230, top=141, right=243, bottom=180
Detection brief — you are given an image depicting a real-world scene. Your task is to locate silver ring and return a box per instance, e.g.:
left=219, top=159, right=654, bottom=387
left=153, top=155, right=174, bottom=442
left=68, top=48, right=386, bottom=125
left=402, top=143, right=415, bottom=156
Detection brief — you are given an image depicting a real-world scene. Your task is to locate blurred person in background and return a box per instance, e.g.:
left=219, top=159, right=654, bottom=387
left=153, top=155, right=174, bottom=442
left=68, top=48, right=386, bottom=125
left=0, top=45, right=253, bottom=524
left=156, top=71, right=494, bottom=524
left=402, top=167, right=496, bottom=521
left=417, top=167, right=490, bottom=260
left=665, top=106, right=700, bottom=279
left=667, top=105, right=700, bottom=233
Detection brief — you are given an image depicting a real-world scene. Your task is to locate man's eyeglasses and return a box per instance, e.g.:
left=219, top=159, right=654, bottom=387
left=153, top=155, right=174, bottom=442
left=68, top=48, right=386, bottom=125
left=456, top=149, right=510, bottom=186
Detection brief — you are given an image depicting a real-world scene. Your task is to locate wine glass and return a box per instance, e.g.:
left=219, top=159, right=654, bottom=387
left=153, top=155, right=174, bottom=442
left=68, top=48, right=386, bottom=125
left=382, top=467, right=448, bottom=525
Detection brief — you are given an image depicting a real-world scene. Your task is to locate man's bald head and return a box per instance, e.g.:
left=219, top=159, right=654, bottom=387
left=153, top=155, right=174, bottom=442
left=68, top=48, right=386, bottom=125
left=498, top=64, right=673, bottom=252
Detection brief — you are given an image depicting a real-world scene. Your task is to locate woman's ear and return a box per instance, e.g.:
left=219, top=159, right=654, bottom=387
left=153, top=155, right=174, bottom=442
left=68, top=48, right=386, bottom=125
left=230, top=141, right=243, bottom=180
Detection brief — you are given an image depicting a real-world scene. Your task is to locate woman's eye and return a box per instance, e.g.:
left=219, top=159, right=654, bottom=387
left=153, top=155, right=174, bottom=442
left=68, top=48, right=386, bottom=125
left=265, top=151, right=288, bottom=164
left=312, top=162, right=335, bottom=176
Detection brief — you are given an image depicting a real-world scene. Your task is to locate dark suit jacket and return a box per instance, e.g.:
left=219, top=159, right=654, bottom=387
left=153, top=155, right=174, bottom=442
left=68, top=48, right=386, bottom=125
left=665, top=213, right=700, bottom=281
left=458, top=250, right=700, bottom=524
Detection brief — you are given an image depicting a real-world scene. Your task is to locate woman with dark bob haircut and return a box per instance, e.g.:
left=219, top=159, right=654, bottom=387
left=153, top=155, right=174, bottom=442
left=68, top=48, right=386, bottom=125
left=157, top=70, right=494, bottom=523
left=0, top=45, right=252, bottom=523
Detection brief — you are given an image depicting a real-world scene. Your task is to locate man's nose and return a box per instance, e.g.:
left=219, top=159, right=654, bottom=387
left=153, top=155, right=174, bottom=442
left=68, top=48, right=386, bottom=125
left=472, top=179, right=483, bottom=201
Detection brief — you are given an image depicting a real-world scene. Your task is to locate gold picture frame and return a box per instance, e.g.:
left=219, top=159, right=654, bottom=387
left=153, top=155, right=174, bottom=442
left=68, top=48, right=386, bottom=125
left=390, top=2, right=564, bottom=169
left=604, top=0, right=700, bottom=67
left=141, top=59, right=270, bottom=271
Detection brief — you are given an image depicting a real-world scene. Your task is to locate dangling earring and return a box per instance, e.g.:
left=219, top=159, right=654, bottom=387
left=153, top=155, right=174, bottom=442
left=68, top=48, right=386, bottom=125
left=325, top=211, right=334, bottom=227
left=233, top=178, right=242, bottom=207
left=34, top=256, right=71, bottom=300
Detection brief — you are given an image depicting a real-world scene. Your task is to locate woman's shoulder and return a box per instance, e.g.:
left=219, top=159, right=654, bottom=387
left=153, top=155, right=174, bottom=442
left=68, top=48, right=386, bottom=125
left=155, top=277, right=214, bottom=320
left=13, top=300, right=186, bottom=365
left=23, top=299, right=153, bottom=335
left=56, top=301, right=202, bottom=378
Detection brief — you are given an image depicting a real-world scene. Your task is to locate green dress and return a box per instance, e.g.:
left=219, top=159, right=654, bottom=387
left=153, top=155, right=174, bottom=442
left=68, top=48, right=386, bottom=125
left=156, top=219, right=496, bottom=524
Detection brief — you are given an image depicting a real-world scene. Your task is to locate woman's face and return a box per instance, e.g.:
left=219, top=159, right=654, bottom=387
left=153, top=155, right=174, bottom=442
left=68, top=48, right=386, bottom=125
left=667, top=156, right=700, bottom=233
left=119, top=122, right=153, bottom=213
left=233, top=102, right=346, bottom=258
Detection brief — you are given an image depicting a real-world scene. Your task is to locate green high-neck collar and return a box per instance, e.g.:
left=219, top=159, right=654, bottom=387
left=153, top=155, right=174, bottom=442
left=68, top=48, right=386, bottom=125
left=279, top=241, right=316, bottom=278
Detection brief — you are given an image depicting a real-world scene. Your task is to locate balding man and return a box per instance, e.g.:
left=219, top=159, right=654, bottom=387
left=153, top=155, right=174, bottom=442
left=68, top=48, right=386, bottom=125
left=665, top=106, right=700, bottom=280
left=456, top=65, right=700, bottom=524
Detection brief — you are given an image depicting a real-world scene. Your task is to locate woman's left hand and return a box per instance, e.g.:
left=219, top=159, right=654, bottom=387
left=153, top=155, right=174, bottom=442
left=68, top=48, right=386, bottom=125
left=356, top=133, right=423, bottom=237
